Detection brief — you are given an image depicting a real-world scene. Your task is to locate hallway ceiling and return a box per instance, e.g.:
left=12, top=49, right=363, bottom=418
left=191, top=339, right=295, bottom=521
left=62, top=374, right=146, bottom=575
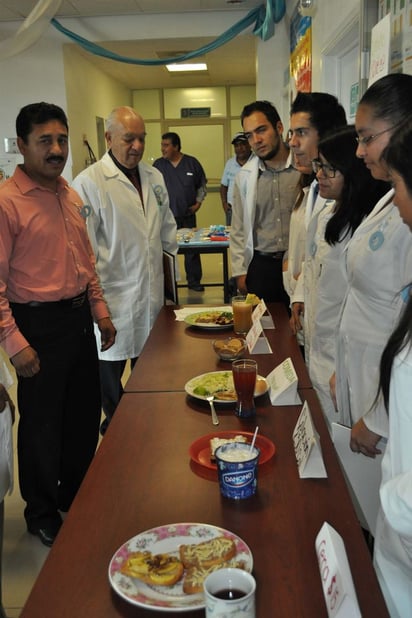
left=0, top=0, right=264, bottom=88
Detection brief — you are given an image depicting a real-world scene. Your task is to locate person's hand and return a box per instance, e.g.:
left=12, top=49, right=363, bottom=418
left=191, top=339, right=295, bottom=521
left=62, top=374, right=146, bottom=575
left=98, top=317, right=116, bottom=351
left=290, top=302, right=304, bottom=335
left=11, top=346, right=40, bottom=378
left=236, top=275, right=247, bottom=295
left=0, top=383, right=15, bottom=423
left=329, top=372, right=337, bottom=411
left=189, top=203, right=201, bottom=214
left=222, top=202, right=231, bottom=214
left=350, top=418, right=382, bottom=458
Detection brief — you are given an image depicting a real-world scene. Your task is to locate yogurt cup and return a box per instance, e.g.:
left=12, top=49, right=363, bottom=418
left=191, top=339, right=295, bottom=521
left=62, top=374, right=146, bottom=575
left=215, top=442, right=260, bottom=499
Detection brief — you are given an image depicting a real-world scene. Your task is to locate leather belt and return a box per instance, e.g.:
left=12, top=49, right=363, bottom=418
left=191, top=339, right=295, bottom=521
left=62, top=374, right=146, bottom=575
left=20, top=290, right=88, bottom=309
left=254, top=250, right=285, bottom=260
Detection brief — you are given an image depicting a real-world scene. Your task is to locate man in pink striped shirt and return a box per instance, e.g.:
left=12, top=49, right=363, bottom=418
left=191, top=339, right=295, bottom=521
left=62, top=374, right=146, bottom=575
left=0, top=102, right=116, bottom=546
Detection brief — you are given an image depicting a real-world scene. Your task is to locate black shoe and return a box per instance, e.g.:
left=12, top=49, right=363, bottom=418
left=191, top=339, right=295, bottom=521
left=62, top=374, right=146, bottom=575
left=27, top=520, right=62, bottom=547
left=188, top=283, right=205, bottom=292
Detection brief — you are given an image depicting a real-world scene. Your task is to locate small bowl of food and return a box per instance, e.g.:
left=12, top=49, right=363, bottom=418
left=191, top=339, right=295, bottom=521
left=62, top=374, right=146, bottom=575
left=213, top=337, right=247, bottom=361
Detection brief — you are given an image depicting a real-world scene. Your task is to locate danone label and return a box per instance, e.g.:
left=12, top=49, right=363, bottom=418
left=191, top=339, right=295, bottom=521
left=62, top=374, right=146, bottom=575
left=223, top=470, right=254, bottom=488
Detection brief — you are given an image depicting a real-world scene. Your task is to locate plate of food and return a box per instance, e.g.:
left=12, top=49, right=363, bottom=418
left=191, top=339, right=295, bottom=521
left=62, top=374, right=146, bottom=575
left=185, top=371, right=269, bottom=404
left=184, top=310, right=233, bottom=329
left=190, top=431, right=276, bottom=470
left=108, top=522, right=253, bottom=612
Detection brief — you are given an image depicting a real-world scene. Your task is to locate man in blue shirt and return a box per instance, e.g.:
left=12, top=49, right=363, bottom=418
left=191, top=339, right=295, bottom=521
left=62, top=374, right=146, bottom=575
left=154, top=132, right=207, bottom=292
left=220, top=132, right=252, bottom=225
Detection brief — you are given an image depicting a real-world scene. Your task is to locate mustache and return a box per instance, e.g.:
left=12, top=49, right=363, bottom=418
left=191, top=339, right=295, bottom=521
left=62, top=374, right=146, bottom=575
left=46, top=155, right=65, bottom=163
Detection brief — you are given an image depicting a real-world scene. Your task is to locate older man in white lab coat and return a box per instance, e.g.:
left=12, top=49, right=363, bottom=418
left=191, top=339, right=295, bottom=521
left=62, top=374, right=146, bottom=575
left=72, top=107, right=177, bottom=434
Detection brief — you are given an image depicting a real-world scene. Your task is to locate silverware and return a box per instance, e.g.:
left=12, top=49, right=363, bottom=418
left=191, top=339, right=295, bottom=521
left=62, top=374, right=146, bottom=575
left=206, top=395, right=219, bottom=425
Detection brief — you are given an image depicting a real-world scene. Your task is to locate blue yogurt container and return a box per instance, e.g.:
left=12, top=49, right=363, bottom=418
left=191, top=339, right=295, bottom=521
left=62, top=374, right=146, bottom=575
left=215, top=443, right=260, bottom=499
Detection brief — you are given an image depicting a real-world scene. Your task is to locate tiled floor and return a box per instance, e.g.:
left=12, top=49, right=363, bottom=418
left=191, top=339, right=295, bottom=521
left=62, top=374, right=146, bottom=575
left=2, top=253, right=227, bottom=616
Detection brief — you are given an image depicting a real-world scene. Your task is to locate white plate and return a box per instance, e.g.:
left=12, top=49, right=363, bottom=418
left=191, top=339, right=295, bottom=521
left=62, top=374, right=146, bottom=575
left=185, top=370, right=269, bottom=404
left=184, top=310, right=233, bottom=329
left=108, top=522, right=253, bottom=612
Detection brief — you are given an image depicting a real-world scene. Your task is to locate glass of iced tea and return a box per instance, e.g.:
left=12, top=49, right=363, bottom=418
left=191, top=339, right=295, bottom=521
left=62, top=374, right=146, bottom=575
left=232, top=296, right=252, bottom=335
left=232, top=359, right=257, bottom=418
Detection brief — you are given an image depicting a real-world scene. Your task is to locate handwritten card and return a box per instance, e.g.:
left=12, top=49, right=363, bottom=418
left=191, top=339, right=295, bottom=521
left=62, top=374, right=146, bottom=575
left=246, top=319, right=272, bottom=354
left=292, top=401, right=327, bottom=478
left=267, top=357, right=301, bottom=405
left=315, top=522, right=361, bottom=618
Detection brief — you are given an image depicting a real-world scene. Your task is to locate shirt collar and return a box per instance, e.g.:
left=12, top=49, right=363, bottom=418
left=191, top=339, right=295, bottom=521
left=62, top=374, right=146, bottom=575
left=257, top=148, right=294, bottom=173
left=13, top=165, right=68, bottom=195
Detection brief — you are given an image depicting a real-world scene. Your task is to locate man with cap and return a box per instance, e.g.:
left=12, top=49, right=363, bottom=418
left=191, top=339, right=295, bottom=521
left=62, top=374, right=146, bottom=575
left=220, top=132, right=253, bottom=225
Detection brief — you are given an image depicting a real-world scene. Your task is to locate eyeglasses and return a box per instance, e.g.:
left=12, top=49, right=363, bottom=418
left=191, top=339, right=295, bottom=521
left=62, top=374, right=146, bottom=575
left=312, top=159, right=337, bottom=178
left=355, top=127, right=393, bottom=146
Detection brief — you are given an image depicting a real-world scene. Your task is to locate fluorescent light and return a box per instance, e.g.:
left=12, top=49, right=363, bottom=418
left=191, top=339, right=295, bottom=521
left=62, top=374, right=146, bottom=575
left=166, top=63, right=208, bottom=72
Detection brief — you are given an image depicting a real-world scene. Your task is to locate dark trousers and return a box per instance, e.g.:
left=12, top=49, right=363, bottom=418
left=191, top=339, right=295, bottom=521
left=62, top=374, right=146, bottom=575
left=99, top=357, right=138, bottom=425
left=246, top=252, right=290, bottom=308
left=175, top=213, right=202, bottom=286
left=11, top=300, right=101, bottom=527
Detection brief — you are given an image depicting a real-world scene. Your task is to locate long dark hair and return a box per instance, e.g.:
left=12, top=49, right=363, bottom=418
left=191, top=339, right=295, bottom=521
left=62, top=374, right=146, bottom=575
left=379, top=117, right=412, bottom=410
left=319, top=126, right=389, bottom=245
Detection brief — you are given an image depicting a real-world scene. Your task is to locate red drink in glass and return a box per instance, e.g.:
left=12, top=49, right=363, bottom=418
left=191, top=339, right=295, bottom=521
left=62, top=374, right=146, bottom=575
left=232, top=359, right=257, bottom=418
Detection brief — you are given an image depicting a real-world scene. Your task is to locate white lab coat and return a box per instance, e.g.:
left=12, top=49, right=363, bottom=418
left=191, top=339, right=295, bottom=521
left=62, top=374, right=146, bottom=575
left=282, top=187, right=308, bottom=299
left=72, top=153, right=178, bottom=361
left=335, top=190, right=412, bottom=436
left=291, top=182, right=329, bottom=357
left=0, top=358, right=13, bottom=501
left=302, top=200, right=353, bottom=430
left=374, top=344, right=412, bottom=618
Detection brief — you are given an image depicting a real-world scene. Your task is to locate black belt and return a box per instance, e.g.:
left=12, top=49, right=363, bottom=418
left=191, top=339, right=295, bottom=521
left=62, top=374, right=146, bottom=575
left=254, top=250, right=285, bottom=260
left=16, top=290, right=88, bottom=309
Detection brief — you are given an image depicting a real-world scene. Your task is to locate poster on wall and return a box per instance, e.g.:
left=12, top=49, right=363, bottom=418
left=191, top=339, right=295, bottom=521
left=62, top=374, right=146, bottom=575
left=368, top=13, right=391, bottom=86
left=290, top=3, right=312, bottom=97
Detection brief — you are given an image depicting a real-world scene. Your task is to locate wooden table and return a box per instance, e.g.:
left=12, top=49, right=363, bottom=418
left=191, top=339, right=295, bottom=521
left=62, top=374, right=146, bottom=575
left=21, top=389, right=388, bottom=617
left=125, top=303, right=312, bottom=392
left=177, top=228, right=230, bottom=302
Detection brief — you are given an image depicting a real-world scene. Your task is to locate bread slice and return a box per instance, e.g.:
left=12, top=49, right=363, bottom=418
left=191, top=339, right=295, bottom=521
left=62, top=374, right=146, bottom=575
left=210, top=435, right=247, bottom=461
left=179, top=535, right=236, bottom=569
left=183, top=558, right=247, bottom=594
left=120, top=551, right=184, bottom=586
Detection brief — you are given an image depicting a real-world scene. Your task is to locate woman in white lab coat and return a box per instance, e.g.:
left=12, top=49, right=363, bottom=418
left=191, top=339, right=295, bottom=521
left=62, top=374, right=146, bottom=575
left=374, top=118, right=412, bottom=618
left=304, top=126, right=388, bottom=431
left=330, top=74, right=412, bottom=458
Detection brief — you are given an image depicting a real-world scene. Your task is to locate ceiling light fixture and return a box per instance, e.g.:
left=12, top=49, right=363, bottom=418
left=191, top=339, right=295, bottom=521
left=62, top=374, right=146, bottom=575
left=166, top=63, right=208, bottom=72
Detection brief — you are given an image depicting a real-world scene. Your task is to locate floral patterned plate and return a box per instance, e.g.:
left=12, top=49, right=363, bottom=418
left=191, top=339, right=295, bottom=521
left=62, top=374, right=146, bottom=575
left=108, top=522, right=253, bottom=612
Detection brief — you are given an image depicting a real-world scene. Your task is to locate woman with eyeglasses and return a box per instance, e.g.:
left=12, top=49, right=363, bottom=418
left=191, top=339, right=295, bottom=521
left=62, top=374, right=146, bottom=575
left=330, top=73, right=412, bottom=464
left=303, top=126, right=388, bottom=431
left=371, top=116, right=412, bottom=618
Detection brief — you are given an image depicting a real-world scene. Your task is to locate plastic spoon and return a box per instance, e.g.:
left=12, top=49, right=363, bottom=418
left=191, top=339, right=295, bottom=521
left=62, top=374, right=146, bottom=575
left=206, top=395, right=219, bottom=426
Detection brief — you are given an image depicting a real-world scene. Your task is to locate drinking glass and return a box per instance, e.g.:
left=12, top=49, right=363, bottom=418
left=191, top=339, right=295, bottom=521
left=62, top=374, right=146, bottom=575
left=232, top=296, right=252, bottom=335
left=232, top=359, right=257, bottom=418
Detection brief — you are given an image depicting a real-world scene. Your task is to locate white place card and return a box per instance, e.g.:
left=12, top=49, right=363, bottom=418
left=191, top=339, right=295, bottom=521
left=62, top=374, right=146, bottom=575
left=246, top=319, right=272, bottom=354
left=292, top=401, right=327, bottom=478
left=315, top=522, right=361, bottom=618
left=252, top=300, right=275, bottom=329
left=267, top=357, right=301, bottom=405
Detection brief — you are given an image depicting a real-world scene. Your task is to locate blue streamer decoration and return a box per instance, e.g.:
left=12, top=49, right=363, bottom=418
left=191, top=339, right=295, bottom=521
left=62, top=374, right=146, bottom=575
left=51, top=0, right=285, bottom=65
